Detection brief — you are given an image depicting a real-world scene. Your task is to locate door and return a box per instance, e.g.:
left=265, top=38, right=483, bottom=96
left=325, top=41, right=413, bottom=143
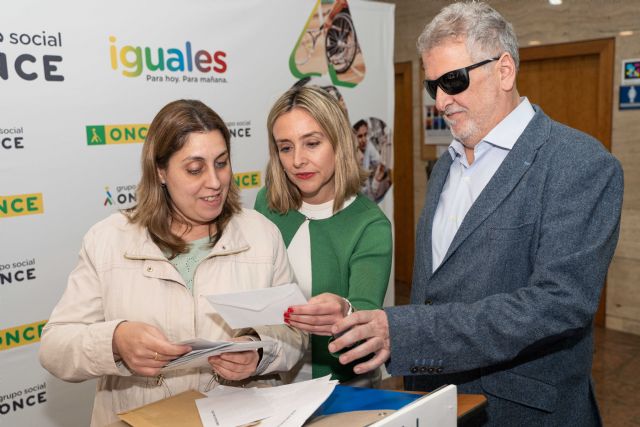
left=393, top=61, right=415, bottom=305
left=517, top=38, right=614, bottom=326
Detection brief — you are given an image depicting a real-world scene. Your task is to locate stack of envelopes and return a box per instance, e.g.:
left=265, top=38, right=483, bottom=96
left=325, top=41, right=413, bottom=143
left=162, top=339, right=270, bottom=371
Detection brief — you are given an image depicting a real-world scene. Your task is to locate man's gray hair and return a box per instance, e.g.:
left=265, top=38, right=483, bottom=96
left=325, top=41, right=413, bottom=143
left=417, top=1, right=519, bottom=70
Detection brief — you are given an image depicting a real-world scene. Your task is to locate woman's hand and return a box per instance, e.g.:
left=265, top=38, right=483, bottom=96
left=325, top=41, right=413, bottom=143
left=112, top=321, right=191, bottom=377
left=285, top=292, right=351, bottom=336
left=208, top=336, right=260, bottom=381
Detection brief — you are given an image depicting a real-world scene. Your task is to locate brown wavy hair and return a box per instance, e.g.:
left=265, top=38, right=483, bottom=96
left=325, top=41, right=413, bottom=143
left=265, top=86, right=367, bottom=213
left=127, top=99, right=240, bottom=257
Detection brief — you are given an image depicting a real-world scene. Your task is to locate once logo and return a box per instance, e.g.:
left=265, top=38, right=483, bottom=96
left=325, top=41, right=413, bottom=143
left=0, top=193, right=43, bottom=218
left=0, top=258, right=36, bottom=286
left=103, top=185, right=137, bottom=207
left=234, top=171, right=261, bottom=189
left=104, top=186, right=113, bottom=206
left=0, top=320, right=47, bottom=351
left=0, top=31, right=64, bottom=81
left=86, top=124, right=148, bottom=145
left=0, top=53, right=63, bottom=81
left=1, top=127, right=25, bottom=150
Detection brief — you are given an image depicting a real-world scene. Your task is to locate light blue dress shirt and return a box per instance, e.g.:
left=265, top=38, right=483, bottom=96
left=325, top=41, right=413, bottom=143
left=432, top=98, right=535, bottom=271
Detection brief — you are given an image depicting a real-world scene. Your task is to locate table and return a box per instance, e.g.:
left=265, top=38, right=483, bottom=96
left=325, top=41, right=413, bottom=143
left=108, top=388, right=487, bottom=426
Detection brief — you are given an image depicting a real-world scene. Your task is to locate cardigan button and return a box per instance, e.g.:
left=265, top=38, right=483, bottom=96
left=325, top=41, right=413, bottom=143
left=146, top=266, right=153, bottom=272
left=410, top=366, right=419, bottom=374
left=425, top=299, right=433, bottom=305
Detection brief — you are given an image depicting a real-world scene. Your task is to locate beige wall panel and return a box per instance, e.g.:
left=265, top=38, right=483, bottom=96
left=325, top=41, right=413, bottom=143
left=616, top=209, right=640, bottom=261
left=607, top=257, right=640, bottom=321
left=606, top=316, right=640, bottom=336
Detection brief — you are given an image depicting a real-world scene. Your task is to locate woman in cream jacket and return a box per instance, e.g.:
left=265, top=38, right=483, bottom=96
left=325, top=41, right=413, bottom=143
left=39, top=100, right=306, bottom=427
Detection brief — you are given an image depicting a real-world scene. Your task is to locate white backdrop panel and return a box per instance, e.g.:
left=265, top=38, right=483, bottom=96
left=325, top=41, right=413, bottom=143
left=0, top=1, right=394, bottom=425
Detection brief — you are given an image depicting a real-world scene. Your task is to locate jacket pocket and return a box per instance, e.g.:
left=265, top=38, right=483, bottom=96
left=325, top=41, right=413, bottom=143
left=104, top=374, right=169, bottom=414
left=481, top=369, right=558, bottom=413
left=489, top=222, right=534, bottom=242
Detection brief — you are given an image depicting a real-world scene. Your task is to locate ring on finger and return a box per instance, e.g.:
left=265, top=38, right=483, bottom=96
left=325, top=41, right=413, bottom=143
left=153, top=351, right=159, bottom=361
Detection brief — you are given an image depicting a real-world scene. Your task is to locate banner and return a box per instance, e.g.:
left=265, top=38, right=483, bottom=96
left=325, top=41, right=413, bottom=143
left=0, top=1, right=394, bottom=424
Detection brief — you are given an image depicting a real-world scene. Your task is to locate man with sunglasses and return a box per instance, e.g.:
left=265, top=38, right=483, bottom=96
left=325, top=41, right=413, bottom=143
left=329, top=2, right=623, bottom=426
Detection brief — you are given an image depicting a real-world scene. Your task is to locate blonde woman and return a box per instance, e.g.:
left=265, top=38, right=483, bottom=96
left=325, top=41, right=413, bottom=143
left=255, top=86, right=392, bottom=385
left=40, top=100, right=305, bottom=426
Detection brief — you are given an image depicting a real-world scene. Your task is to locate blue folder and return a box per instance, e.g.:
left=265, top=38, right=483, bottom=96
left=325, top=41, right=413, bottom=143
left=316, top=385, right=423, bottom=416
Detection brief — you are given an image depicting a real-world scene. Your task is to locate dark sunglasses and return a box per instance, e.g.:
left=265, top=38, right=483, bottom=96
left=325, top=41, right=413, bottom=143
left=423, top=57, right=500, bottom=99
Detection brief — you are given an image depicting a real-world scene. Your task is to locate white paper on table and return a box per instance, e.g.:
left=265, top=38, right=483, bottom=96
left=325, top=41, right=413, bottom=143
left=206, top=283, right=307, bottom=329
left=256, top=376, right=338, bottom=427
left=161, top=339, right=271, bottom=371
left=204, top=384, right=243, bottom=398
left=194, top=376, right=337, bottom=427
left=195, top=387, right=274, bottom=427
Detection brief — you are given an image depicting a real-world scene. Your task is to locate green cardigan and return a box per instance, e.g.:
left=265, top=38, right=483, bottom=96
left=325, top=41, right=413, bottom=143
left=254, top=187, right=392, bottom=382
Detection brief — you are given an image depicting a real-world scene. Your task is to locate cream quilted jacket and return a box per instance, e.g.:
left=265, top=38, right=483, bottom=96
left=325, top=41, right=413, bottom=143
left=39, top=209, right=307, bottom=426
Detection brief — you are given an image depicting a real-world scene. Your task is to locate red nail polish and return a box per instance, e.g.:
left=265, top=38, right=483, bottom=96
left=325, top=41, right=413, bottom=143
left=287, top=307, right=294, bottom=314
left=284, top=318, right=290, bottom=324
left=284, top=312, right=290, bottom=319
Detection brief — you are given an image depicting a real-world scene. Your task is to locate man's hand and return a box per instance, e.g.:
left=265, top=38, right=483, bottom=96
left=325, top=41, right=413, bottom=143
left=328, top=309, right=391, bottom=374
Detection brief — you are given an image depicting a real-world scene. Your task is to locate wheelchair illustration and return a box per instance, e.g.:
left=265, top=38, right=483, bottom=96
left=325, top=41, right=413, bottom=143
left=295, top=9, right=358, bottom=74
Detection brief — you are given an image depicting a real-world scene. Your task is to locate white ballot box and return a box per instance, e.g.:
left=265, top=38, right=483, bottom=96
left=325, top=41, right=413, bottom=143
left=372, top=384, right=457, bottom=427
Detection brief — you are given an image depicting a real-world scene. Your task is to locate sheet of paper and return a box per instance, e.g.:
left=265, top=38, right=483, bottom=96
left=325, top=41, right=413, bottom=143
left=256, top=377, right=338, bottom=427
left=206, top=283, right=307, bottom=329
left=195, top=388, right=273, bottom=427
left=195, top=376, right=337, bottom=427
left=161, top=339, right=270, bottom=371
left=204, top=384, right=245, bottom=398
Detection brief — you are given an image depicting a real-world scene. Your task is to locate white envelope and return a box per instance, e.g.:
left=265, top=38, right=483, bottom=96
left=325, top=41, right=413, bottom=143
left=206, top=283, right=307, bottom=329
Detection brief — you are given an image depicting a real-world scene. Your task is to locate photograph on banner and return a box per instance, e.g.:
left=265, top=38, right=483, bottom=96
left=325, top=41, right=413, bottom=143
left=290, top=0, right=365, bottom=87
left=353, top=117, right=392, bottom=203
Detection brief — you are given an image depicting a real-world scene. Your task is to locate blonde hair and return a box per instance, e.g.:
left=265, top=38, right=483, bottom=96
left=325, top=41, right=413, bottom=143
left=127, top=99, right=240, bottom=257
left=265, top=86, right=367, bottom=213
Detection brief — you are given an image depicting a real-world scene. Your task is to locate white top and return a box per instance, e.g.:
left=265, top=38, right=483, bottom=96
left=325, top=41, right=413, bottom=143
left=287, top=195, right=356, bottom=381
left=432, top=98, right=535, bottom=271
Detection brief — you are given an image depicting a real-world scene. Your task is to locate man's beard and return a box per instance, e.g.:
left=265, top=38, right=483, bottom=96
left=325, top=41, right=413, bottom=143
left=443, top=107, right=477, bottom=145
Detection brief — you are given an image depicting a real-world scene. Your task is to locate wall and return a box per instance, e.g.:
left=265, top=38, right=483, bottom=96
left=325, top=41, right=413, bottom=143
left=379, top=0, right=640, bottom=335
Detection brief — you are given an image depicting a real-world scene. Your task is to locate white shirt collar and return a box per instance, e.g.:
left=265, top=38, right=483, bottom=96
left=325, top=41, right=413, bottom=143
left=483, top=97, right=535, bottom=149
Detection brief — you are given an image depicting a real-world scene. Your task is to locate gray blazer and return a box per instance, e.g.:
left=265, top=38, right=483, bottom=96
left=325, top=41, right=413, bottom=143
left=385, top=107, right=623, bottom=426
